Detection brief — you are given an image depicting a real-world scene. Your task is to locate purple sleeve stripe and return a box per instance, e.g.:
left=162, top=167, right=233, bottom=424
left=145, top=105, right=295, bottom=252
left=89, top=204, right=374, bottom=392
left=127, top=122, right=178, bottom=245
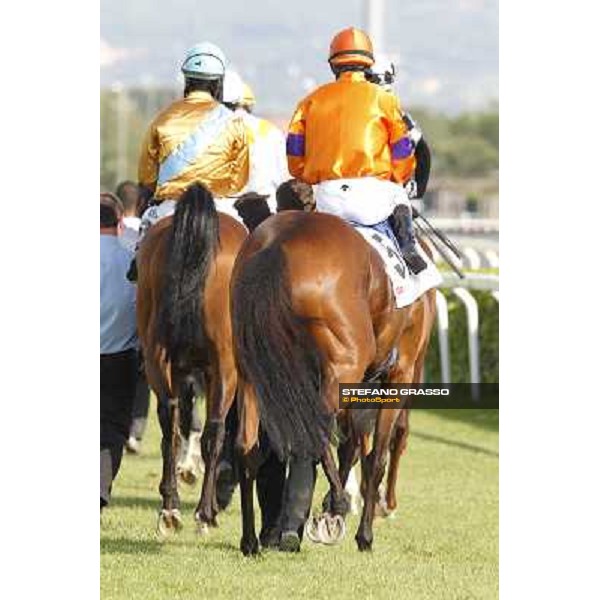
left=286, top=133, right=305, bottom=157
left=391, top=137, right=413, bottom=161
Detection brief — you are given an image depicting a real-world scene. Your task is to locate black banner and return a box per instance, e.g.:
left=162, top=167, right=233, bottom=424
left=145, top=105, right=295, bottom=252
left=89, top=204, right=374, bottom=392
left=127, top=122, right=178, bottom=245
left=338, top=383, right=499, bottom=409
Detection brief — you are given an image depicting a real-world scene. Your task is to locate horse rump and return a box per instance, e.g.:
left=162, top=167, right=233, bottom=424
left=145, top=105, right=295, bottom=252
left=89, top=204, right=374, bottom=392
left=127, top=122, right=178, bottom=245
left=232, top=242, right=332, bottom=462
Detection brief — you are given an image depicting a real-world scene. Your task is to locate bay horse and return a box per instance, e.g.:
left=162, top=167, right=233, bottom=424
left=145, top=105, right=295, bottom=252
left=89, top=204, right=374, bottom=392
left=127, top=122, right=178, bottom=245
left=276, top=180, right=432, bottom=523
left=136, top=183, right=246, bottom=533
left=231, top=210, right=436, bottom=553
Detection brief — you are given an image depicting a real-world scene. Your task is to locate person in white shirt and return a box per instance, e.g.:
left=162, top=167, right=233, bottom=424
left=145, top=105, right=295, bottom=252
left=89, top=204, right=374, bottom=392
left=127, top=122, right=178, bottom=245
left=221, top=70, right=290, bottom=216
left=115, top=180, right=142, bottom=253
left=115, top=181, right=152, bottom=454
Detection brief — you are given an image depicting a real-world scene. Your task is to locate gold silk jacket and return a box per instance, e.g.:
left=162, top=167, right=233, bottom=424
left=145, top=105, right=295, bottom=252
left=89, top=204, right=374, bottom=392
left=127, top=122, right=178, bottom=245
left=138, top=91, right=249, bottom=201
left=286, top=72, right=416, bottom=185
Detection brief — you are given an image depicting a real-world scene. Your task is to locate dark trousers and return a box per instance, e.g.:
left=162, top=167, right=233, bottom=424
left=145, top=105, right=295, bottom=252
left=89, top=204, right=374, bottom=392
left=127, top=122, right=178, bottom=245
left=100, top=349, right=138, bottom=507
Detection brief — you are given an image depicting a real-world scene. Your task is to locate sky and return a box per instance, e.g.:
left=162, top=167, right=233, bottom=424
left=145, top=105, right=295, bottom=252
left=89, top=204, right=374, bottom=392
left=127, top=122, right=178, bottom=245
left=100, top=0, right=498, bottom=115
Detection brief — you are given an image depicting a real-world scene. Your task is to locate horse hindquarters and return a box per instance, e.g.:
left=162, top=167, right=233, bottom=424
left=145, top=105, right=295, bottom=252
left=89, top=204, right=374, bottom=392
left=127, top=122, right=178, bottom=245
left=232, top=243, right=331, bottom=464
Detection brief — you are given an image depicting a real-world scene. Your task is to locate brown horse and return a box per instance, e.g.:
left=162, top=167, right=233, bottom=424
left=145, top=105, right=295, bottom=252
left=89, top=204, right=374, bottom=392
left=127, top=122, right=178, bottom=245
left=136, top=183, right=246, bottom=533
left=231, top=210, right=436, bottom=553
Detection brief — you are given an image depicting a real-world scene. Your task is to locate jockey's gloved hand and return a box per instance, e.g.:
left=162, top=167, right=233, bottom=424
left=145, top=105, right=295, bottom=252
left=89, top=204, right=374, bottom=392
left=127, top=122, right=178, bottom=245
left=402, top=112, right=423, bottom=144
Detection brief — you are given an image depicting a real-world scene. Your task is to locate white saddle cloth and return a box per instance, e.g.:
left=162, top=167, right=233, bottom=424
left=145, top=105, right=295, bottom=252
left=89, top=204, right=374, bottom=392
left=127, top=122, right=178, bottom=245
left=355, top=226, right=442, bottom=309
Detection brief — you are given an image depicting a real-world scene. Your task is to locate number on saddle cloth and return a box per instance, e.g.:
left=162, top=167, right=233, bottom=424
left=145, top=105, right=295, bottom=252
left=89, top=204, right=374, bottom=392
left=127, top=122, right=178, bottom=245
left=368, top=221, right=406, bottom=279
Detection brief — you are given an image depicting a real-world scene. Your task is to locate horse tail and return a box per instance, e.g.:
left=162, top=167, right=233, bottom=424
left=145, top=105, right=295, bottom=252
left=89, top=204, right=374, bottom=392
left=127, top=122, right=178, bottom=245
left=156, top=183, right=219, bottom=368
left=232, top=243, right=332, bottom=462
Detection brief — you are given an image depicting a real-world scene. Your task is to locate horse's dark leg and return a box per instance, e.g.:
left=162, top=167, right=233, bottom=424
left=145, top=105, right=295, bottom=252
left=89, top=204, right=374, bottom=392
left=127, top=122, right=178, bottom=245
left=157, top=394, right=183, bottom=532
left=178, top=380, right=194, bottom=440
left=355, top=409, right=398, bottom=551
left=239, top=444, right=260, bottom=556
left=236, top=381, right=260, bottom=555
left=256, top=444, right=286, bottom=547
left=280, top=456, right=317, bottom=551
left=196, top=360, right=236, bottom=529
left=384, top=409, right=410, bottom=513
left=321, top=444, right=350, bottom=516
left=177, top=382, right=202, bottom=486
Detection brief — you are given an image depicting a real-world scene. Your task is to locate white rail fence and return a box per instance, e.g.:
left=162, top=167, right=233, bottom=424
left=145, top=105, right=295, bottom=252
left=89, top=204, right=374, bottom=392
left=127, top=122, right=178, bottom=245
left=434, top=273, right=499, bottom=394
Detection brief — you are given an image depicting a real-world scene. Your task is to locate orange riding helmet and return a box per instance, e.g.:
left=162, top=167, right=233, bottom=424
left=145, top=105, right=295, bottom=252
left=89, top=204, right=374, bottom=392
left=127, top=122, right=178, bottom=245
left=328, top=27, right=375, bottom=68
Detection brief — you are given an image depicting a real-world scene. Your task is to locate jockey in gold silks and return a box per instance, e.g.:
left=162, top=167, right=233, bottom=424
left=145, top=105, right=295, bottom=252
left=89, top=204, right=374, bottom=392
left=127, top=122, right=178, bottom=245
left=136, top=42, right=250, bottom=239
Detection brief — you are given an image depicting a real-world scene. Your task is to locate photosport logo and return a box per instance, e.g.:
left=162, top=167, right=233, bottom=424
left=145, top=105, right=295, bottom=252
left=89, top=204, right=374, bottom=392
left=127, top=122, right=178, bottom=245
left=338, top=383, right=499, bottom=409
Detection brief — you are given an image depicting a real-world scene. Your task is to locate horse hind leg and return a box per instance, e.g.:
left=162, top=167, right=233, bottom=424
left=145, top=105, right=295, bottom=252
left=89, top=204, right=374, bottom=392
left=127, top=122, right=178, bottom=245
left=195, top=357, right=236, bottom=531
left=176, top=380, right=203, bottom=486
left=381, top=294, right=434, bottom=516
left=156, top=394, right=183, bottom=535
left=314, top=318, right=376, bottom=542
left=237, top=380, right=261, bottom=555
left=355, top=408, right=399, bottom=551
left=382, top=409, right=409, bottom=516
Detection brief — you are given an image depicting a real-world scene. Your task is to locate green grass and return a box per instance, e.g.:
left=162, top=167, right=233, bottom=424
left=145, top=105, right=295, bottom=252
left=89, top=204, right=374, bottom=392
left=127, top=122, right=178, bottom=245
left=101, top=406, right=498, bottom=600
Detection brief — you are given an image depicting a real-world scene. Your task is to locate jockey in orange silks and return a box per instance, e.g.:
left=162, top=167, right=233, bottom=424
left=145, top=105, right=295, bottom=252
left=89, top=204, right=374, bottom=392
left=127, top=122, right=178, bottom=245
left=286, top=27, right=427, bottom=274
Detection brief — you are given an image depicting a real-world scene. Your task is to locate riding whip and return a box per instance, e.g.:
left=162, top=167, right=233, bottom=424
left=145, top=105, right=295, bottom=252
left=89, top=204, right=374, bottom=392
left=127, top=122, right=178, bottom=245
left=415, top=221, right=465, bottom=279
left=412, top=207, right=464, bottom=261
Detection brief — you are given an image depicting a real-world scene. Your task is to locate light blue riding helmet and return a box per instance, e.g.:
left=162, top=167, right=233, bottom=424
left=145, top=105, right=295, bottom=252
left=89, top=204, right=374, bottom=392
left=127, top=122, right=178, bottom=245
left=181, top=42, right=227, bottom=80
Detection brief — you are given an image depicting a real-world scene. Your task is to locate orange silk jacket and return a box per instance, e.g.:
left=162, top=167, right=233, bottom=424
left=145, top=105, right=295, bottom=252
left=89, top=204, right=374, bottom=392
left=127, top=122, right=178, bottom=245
left=286, top=71, right=416, bottom=185
left=138, top=91, right=249, bottom=201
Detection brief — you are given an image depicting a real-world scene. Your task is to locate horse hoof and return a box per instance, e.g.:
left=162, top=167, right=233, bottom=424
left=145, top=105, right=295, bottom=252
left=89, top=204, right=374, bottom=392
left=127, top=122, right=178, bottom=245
left=194, top=511, right=217, bottom=535
left=259, top=527, right=281, bottom=549
left=240, top=535, right=260, bottom=556
left=375, top=498, right=392, bottom=518
left=318, top=514, right=346, bottom=545
left=305, top=513, right=346, bottom=545
left=279, top=531, right=301, bottom=553
left=156, top=509, right=183, bottom=536
left=355, top=533, right=373, bottom=552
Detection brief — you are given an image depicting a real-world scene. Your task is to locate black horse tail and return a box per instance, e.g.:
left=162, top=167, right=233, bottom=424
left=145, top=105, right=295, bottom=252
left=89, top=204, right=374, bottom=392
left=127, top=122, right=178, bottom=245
left=232, top=243, right=332, bottom=462
left=156, top=183, right=219, bottom=368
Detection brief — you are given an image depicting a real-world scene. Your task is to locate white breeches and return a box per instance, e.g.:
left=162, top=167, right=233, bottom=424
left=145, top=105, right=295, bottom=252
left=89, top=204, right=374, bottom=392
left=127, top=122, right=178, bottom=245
left=314, top=177, right=410, bottom=226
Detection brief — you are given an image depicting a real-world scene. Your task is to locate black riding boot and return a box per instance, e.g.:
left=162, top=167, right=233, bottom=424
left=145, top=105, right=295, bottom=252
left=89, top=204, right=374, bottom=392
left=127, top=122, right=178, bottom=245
left=279, top=456, right=317, bottom=552
left=390, top=204, right=427, bottom=275
left=215, top=406, right=239, bottom=510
